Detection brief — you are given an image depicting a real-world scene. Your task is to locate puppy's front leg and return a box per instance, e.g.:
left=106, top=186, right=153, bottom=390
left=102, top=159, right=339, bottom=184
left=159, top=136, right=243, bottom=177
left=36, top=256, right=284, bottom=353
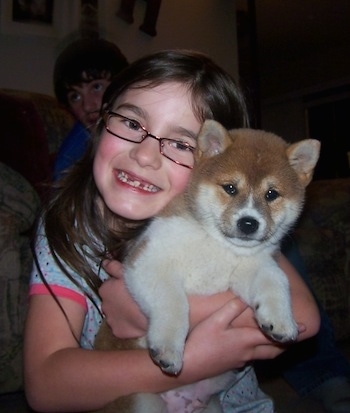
left=126, top=263, right=189, bottom=375
left=146, top=277, right=189, bottom=375
left=245, top=260, right=298, bottom=342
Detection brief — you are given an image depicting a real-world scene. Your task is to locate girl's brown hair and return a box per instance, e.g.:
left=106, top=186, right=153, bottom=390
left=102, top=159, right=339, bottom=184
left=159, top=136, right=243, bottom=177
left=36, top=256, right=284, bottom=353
left=42, top=49, right=249, bottom=298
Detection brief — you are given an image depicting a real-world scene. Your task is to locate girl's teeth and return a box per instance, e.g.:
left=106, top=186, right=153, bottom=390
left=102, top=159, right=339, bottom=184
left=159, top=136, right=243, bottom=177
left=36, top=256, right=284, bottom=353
left=118, top=171, right=159, bottom=193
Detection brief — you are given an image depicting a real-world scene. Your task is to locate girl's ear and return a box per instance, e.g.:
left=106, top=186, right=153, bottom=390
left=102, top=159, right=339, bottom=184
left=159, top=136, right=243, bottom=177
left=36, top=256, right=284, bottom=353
left=196, top=120, right=232, bottom=159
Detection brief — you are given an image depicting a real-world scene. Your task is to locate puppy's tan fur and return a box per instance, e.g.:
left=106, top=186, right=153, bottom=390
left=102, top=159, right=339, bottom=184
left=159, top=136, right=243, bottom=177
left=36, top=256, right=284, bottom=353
left=93, top=120, right=320, bottom=413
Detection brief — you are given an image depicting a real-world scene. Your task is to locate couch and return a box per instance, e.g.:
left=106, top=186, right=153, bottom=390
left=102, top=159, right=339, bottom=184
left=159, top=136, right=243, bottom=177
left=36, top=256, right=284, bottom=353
left=0, top=88, right=349, bottom=412
left=293, top=177, right=350, bottom=342
left=0, top=88, right=74, bottom=411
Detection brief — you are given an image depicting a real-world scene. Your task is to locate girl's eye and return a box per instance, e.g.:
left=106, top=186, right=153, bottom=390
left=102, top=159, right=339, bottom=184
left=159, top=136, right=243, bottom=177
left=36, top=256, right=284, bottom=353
left=124, top=119, right=142, bottom=132
left=168, top=140, right=194, bottom=152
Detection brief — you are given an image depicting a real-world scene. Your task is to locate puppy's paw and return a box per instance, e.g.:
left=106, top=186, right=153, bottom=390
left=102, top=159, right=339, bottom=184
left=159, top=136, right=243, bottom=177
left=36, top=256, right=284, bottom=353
left=255, top=303, right=298, bottom=343
left=149, top=346, right=183, bottom=375
left=147, top=320, right=187, bottom=375
left=259, top=320, right=298, bottom=342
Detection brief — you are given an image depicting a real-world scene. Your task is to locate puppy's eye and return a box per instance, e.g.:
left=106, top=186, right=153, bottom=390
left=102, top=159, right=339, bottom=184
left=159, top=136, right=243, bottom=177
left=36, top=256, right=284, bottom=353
left=265, top=189, right=279, bottom=201
left=222, top=184, right=238, bottom=196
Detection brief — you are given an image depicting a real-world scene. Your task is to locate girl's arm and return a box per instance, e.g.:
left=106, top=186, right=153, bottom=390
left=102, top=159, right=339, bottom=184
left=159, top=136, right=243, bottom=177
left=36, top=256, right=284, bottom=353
left=24, top=294, right=277, bottom=412
left=25, top=253, right=319, bottom=412
left=277, top=252, right=320, bottom=341
left=100, top=254, right=320, bottom=343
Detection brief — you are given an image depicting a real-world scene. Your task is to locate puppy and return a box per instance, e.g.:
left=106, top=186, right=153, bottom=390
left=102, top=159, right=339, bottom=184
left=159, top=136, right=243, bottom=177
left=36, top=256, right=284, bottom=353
left=94, top=120, right=320, bottom=413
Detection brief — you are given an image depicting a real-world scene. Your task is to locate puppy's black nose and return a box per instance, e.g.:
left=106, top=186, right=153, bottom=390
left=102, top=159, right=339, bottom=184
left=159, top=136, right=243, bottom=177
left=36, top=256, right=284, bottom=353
left=237, top=217, right=259, bottom=234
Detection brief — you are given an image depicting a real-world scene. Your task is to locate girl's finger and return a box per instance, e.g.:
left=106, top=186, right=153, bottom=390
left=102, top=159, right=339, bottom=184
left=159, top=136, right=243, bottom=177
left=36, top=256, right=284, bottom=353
left=102, top=259, right=123, bottom=279
left=209, top=298, right=249, bottom=328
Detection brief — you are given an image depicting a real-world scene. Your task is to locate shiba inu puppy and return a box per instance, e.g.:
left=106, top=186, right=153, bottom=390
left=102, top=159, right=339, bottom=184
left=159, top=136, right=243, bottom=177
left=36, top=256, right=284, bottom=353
left=94, top=120, right=320, bottom=413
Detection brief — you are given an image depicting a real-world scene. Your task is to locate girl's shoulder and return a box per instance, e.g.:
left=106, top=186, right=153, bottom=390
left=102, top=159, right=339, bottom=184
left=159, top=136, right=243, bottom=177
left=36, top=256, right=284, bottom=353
left=32, top=219, right=108, bottom=297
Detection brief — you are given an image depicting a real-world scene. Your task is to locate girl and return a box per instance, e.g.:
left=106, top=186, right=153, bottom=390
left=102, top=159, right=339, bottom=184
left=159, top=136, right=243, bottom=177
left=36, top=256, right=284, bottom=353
left=24, top=50, right=320, bottom=412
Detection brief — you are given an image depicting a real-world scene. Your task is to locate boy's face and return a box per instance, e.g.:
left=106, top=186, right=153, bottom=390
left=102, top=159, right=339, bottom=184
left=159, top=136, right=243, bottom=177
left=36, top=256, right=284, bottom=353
left=66, top=73, right=111, bottom=128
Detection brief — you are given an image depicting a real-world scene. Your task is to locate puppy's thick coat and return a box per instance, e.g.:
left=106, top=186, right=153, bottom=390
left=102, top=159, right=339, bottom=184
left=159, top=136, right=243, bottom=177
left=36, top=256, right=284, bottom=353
left=94, top=120, right=320, bottom=413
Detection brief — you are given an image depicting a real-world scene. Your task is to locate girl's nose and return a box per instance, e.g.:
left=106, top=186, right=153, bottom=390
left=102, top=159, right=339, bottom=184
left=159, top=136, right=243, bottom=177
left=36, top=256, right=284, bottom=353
left=130, top=137, right=162, bottom=169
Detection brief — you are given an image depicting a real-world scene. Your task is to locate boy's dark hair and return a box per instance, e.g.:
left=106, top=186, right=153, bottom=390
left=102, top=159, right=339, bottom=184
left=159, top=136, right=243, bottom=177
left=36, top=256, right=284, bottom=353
left=54, top=38, right=128, bottom=106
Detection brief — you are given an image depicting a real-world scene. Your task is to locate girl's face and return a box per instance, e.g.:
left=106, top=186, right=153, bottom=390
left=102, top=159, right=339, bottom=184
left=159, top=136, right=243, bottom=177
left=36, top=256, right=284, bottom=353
left=93, top=82, right=201, bottom=220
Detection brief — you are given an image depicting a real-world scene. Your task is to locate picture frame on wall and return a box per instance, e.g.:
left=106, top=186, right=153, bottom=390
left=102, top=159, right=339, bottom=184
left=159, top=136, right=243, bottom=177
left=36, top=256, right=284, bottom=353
left=0, top=0, right=80, bottom=38
left=115, top=0, right=163, bottom=36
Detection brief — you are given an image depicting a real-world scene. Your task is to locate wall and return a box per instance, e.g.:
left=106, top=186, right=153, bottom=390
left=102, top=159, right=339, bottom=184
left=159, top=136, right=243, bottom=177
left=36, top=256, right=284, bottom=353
left=260, top=44, right=350, bottom=142
left=0, top=0, right=238, bottom=96
left=259, top=45, right=350, bottom=178
left=257, top=26, right=350, bottom=143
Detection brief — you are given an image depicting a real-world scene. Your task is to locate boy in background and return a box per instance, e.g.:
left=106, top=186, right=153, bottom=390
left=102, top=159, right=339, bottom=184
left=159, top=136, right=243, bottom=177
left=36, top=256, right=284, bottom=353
left=53, top=37, right=128, bottom=180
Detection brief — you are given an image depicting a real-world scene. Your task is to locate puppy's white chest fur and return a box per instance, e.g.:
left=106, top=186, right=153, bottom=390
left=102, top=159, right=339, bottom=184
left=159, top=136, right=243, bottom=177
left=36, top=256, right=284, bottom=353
left=135, top=214, right=264, bottom=295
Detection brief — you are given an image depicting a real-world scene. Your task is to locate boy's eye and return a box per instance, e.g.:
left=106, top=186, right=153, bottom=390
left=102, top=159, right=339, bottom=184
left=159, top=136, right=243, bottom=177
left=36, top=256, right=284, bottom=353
left=67, top=92, right=81, bottom=104
left=92, top=82, right=104, bottom=92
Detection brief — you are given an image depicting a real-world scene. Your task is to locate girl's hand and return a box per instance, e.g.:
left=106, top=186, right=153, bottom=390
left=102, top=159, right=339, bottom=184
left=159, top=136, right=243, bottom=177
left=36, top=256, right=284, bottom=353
left=100, top=259, right=147, bottom=338
left=181, top=298, right=285, bottom=383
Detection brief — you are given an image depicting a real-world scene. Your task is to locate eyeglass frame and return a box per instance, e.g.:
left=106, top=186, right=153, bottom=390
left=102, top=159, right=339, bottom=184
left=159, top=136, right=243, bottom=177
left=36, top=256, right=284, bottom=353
left=102, top=110, right=195, bottom=169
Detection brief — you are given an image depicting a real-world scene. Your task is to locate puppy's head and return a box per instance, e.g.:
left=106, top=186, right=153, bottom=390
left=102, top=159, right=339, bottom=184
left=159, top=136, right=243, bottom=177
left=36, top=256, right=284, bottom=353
left=186, top=120, right=320, bottom=250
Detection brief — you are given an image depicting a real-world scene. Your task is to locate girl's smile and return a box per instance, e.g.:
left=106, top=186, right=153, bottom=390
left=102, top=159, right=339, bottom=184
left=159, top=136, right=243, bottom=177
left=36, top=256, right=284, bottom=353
left=115, top=170, right=161, bottom=193
left=93, top=82, right=201, bottom=220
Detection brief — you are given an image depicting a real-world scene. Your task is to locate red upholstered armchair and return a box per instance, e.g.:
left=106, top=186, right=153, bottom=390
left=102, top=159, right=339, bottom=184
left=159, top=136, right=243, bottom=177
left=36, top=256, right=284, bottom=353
left=0, top=89, right=74, bottom=200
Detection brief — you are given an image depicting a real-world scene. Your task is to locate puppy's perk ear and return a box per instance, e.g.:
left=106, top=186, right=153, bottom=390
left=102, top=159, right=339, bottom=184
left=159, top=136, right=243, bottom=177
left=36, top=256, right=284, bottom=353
left=196, top=120, right=232, bottom=158
left=287, top=139, right=321, bottom=186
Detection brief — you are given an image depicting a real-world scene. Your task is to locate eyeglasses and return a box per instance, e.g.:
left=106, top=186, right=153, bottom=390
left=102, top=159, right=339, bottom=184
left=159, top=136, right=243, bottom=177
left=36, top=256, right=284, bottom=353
left=102, top=110, right=195, bottom=169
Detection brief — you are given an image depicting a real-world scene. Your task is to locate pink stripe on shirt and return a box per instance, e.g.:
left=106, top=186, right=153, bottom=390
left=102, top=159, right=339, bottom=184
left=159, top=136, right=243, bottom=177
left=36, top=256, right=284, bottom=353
left=29, top=284, right=88, bottom=311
